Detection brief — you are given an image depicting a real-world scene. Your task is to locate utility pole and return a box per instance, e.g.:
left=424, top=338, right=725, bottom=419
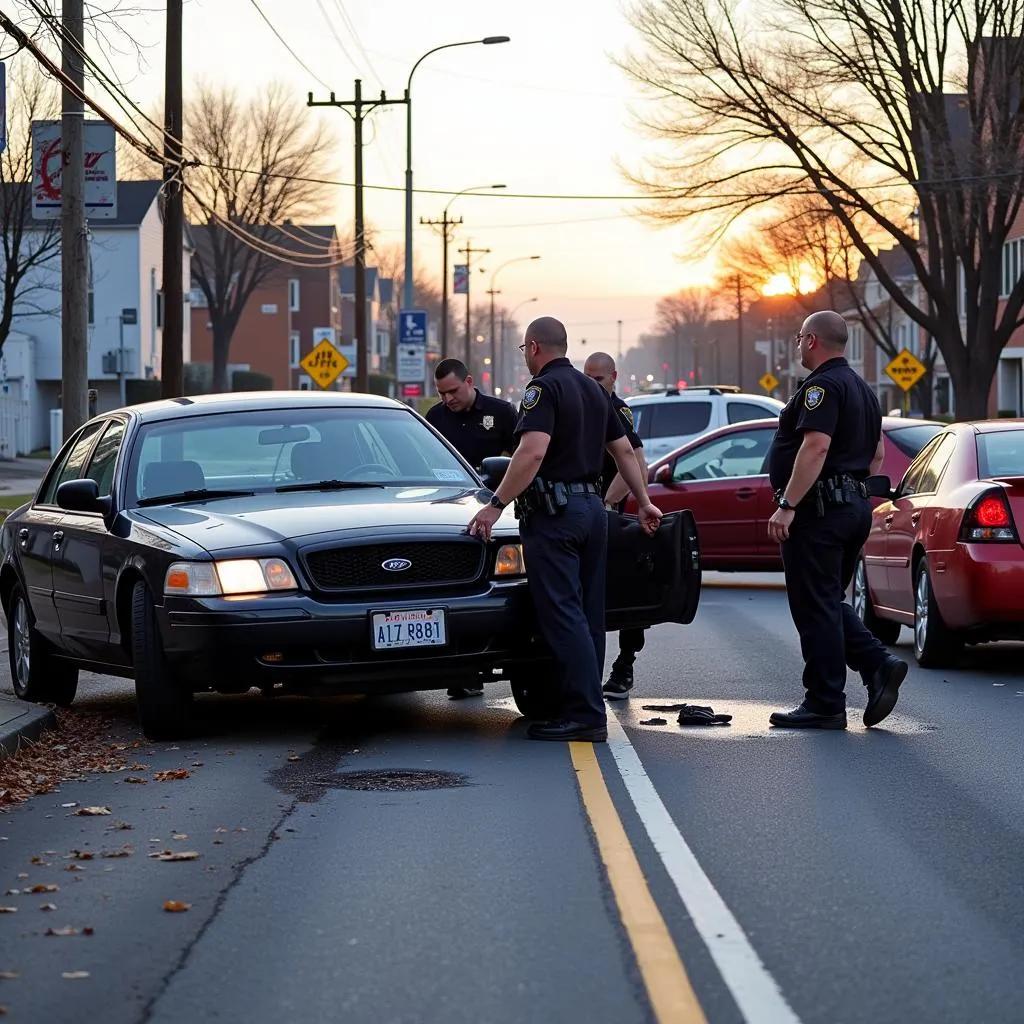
left=487, top=286, right=499, bottom=394
left=457, top=240, right=489, bottom=368
left=420, top=212, right=462, bottom=361
left=160, top=0, right=184, bottom=398
left=61, top=0, right=88, bottom=438
left=308, top=82, right=406, bottom=394
left=735, top=274, right=744, bottom=390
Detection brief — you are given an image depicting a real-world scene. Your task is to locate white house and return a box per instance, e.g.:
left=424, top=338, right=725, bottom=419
left=0, top=180, right=191, bottom=453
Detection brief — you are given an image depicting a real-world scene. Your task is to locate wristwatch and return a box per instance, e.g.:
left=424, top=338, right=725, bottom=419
left=773, top=490, right=794, bottom=510
left=488, top=493, right=506, bottom=511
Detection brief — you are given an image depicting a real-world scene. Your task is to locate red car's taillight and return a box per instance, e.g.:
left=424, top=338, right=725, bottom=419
left=959, top=489, right=1019, bottom=543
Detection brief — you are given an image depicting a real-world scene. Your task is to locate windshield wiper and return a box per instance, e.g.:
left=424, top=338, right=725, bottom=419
left=275, top=479, right=385, bottom=493
left=137, top=488, right=256, bottom=508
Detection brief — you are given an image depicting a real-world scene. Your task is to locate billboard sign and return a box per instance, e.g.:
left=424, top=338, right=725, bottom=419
left=453, top=264, right=469, bottom=295
left=31, top=120, right=118, bottom=219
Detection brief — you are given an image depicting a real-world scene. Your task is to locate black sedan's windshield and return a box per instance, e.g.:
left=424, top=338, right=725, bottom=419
left=125, top=407, right=476, bottom=506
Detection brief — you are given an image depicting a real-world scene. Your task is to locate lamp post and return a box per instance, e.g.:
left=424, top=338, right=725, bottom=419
left=502, top=296, right=538, bottom=398
left=488, top=255, right=540, bottom=395
left=403, top=35, right=510, bottom=313
left=431, top=184, right=504, bottom=360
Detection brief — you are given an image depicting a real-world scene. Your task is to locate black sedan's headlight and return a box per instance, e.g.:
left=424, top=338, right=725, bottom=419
left=164, top=558, right=299, bottom=597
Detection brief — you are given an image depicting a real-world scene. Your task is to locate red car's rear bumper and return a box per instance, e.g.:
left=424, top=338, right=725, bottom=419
left=936, top=543, right=1024, bottom=631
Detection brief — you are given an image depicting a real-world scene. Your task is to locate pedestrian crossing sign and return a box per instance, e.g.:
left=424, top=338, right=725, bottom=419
left=300, top=338, right=349, bottom=389
left=884, top=349, right=926, bottom=392
left=759, top=372, right=778, bottom=393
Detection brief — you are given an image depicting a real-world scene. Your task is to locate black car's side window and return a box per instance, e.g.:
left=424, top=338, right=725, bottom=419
left=38, top=422, right=105, bottom=506
left=83, top=420, right=127, bottom=498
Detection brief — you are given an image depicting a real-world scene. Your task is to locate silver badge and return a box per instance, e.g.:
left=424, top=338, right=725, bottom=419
left=804, top=386, right=825, bottom=410
left=381, top=558, right=412, bottom=572
left=482, top=415, right=494, bottom=430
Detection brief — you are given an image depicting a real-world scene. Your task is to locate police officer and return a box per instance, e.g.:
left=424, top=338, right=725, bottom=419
left=426, top=358, right=517, bottom=699
left=766, top=310, right=908, bottom=730
left=468, top=317, right=662, bottom=742
left=583, top=351, right=648, bottom=700
left=426, top=358, right=517, bottom=471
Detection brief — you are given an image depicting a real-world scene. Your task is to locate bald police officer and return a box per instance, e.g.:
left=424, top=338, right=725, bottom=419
left=468, top=317, right=662, bottom=742
left=583, top=351, right=648, bottom=699
left=766, top=310, right=908, bottom=730
left=427, top=358, right=517, bottom=699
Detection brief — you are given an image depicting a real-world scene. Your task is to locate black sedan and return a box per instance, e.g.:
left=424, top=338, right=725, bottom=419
left=1, top=392, right=700, bottom=739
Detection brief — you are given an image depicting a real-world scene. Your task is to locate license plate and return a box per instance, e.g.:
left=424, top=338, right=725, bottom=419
left=371, top=608, right=447, bottom=650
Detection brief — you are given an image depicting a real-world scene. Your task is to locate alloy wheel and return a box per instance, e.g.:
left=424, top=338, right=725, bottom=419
left=853, top=561, right=867, bottom=621
left=13, top=597, right=30, bottom=691
left=914, top=569, right=929, bottom=656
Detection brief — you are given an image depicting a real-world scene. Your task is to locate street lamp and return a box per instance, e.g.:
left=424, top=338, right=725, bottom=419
left=488, top=255, right=541, bottom=394
left=433, top=184, right=505, bottom=360
left=502, top=296, right=538, bottom=396
left=403, top=36, right=510, bottom=313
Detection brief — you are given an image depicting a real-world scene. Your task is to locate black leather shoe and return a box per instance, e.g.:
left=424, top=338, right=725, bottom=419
left=526, top=719, right=608, bottom=742
left=863, top=656, right=908, bottom=727
left=769, top=706, right=847, bottom=729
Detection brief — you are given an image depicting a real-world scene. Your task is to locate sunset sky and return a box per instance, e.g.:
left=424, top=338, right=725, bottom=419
left=47, top=0, right=725, bottom=356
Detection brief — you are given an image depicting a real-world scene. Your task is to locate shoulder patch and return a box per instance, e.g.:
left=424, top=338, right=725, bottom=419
left=522, top=385, right=543, bottom=410
left=619, top=405, right=635, bottom=428
left=804, top=385, right=825, bottom=410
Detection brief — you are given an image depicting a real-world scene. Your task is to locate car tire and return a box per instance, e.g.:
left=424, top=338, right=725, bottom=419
left=6, top=583, right=78, bottom=706
left=851, top=557, right=901, bottom=645
left=510, top=665, right=561, bottom=720
left=131, top=581, right=194, bottom=741
left=913, top=558, right=963, bottom=668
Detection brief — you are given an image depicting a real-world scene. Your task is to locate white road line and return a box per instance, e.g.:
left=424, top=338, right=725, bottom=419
left=605, top=713, right=802, bottom=1024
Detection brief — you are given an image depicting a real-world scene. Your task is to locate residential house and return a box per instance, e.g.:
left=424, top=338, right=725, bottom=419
left=338, top=266, right=396, bottom=381
left=0, top=180, right=191, bottom=453
left=995, top=207, right=1024, bottom=415
left=189, top=224, right=343, bottom=390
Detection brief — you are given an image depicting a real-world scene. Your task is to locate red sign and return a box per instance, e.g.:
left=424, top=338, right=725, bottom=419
left=401, top=383, right=423, bottom=397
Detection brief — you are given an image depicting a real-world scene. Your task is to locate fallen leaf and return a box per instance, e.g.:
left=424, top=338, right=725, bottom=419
left=39, top=903, right=57, bottom=911
left=212, top=840, right=223, bottom=846
left=69, top=850, right=95, bottom=861
left=214, top=827, right=227, bottom=833
left=151, top=851, right=200, bottom=862
left=83, top=927, right=94, bottom=936
left=0, top=909, right=16, bottom=915
left=123, top=777, right=148, bottom=785
left=106, top=823, right=133, bottom=831
left=153, top=770, right=189, bottom=781
left=0, top=972, right=18, bottom=980
left=64, top=865, right=83, bottom=872
left=101, top=846, right=133, bottom=859
left=45, top=926, right=78, bottom=936
left=61, top=971, right=90, bottom=980
left=128, top=764, right=149, bottom=771
left=287, top=755, right=300, bottom=762
left=163, top=900, right=191, bottom=912
left=3, top=891, right=18, bottom=897
left=190, top=761, right=203, bottom=767
left=29, top=885, right=58, bottom=894
left=171, top=834, right=188, bottom=841
left=15, top=874, right=26, bottom=880
left=74, top=807, right=111, bottom=817
left=29, top=856, right=44, bottom=864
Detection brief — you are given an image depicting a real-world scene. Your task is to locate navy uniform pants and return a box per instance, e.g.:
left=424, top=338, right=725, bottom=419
left=780, top=497, right=890, bottom=715
left=520, top=492, right=607, bottom=727
left=614, top=628, right=645, bottom=665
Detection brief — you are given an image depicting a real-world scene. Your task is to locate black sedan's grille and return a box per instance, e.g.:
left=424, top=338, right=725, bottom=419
left=303, top=541, right=484, bottom=592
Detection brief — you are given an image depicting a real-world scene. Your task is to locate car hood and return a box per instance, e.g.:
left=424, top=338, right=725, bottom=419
left=134, top=486, right=512, bottom=554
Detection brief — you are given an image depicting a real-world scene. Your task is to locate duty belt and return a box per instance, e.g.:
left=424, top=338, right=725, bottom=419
left=805, top=473, right=869, bottom=516
left=563, top=482, right=600, bottom=496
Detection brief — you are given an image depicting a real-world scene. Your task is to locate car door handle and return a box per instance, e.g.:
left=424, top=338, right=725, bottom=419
left=910, top=511, right=921, bottom=525
left=883, top=514, right=895, bottom=527
left=18, top=529, right=28, bottom=542
left=734, top=488, right=757, bottom=499
left=52, top=530, right=64, bottom=545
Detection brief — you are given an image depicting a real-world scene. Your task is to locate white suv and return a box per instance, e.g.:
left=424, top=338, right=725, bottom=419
left=625, top=386, right=785, bottom=462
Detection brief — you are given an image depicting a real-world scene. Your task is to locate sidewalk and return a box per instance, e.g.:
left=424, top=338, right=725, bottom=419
left=0, top=456, right=48, bottom=500
left=0, top=616, right=56, bottom=758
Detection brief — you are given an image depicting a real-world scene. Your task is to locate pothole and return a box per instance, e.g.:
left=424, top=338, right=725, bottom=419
left=324, top=769, right=468, bottom=791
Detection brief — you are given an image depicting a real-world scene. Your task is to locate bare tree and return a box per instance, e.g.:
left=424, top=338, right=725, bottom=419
left=184, top=82, right=335, bottom=391
left=654, top=287, right=718, bottom=383
left=0, top=57, right=62, bottom=355
left=621, top=0, right=1024, bottom=418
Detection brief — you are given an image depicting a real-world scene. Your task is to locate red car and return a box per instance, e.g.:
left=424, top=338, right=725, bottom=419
left=853, top=420, right=1024, bottom=666
left=627, top=416, right=943, bottom=571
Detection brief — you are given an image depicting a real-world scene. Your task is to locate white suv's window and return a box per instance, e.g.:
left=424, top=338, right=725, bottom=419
left=727, top=400, right=778, bottom=424
left=634, top=401, right=713, bottom=439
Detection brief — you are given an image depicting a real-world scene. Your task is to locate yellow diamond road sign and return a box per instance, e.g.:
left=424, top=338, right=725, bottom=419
left=759, top=372, right=779, bottom=392
left=300, top=338, right=348, bottom=390
left=884, top=348, right=926, bottom=392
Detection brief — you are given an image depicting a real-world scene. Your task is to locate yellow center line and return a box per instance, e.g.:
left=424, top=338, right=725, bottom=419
left=569, top=741, right=708, bottom=1024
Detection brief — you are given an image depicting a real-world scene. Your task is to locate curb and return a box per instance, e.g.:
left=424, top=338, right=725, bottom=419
left=0, top=698, right=57, bottom=759
left=703, top=580, right=787, bottom=591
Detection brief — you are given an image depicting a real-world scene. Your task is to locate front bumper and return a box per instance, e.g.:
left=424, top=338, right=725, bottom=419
left=157, top=580, right=551, bottom=693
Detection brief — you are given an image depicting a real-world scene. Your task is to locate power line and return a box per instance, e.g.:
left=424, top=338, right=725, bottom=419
left=246, top=0, right=332, bottom=90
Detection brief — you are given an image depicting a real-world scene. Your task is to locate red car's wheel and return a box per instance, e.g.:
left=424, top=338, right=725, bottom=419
left=913, top=559, right=963, bottom=668
left=852, top=557, right=901, bottom=645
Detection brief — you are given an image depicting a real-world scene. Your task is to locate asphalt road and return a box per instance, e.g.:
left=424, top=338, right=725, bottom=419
left=1, top=582, right=1022, bottom=1024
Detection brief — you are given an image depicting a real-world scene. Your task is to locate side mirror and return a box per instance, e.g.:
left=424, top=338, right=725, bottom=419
left=865, top=475, right=894, bottom=500
left=654, top=463, right=675, bottom=486
left=56, top=478, right=111, bottom=515
left=479, top=456, right=511, bottom=490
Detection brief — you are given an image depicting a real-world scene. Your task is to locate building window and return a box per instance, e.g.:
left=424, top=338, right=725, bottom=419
left=289, top=331, right=300, bottom=367
left=849, top=324, right=863, bottom=365
left=155, top=291, right=165, bottom=329
left=1001, top=238, right=1023, bottom=299
left=288, top=279, right=300, bottom=312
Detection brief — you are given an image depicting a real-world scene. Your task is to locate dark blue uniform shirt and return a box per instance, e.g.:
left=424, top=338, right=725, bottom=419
left=425, top=389, right=518, bottom=470
left=767, top=356, right=882, bottom=490
left=601, top=393, right=642, bottom=499
left=515, top=357, right=625, bottom=482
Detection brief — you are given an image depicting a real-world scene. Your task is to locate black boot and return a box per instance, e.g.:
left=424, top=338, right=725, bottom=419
left=602, top=662, right=634, bottom=700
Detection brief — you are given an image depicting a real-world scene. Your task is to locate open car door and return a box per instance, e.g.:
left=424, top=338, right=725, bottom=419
left=605, top=508, right=701, bottom=631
